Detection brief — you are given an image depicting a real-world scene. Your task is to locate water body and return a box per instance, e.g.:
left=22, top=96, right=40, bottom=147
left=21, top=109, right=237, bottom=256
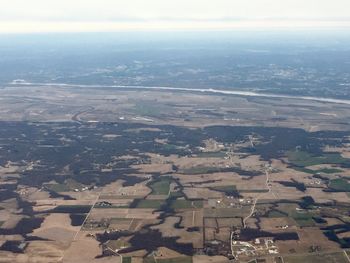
left=12, top=82, right=350, bottom=106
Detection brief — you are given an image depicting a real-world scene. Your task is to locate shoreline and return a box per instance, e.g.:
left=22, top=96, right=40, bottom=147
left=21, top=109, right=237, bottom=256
left=8, top=81, right=350, bottom=106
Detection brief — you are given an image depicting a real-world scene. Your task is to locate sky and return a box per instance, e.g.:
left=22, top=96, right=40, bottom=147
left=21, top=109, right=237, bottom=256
left=0, top=0, right=350, bottom=33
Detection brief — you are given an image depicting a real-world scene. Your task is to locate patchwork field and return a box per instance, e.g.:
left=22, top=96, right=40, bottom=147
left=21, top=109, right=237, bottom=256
left=0, top=87, right=350, bottom=262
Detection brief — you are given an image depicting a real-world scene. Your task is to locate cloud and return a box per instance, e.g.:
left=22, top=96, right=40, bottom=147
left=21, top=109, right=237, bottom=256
left=0, top=0, right=349, bottom=32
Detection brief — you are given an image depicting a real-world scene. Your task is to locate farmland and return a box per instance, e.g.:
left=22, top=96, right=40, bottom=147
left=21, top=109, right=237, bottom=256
left=0, top=85, right=350, bottom=262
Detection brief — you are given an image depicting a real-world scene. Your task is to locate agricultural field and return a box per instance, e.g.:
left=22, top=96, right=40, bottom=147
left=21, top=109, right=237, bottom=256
left=283, top=252, right=349, bottom=263
left=0, top=85, right=350, bottom=263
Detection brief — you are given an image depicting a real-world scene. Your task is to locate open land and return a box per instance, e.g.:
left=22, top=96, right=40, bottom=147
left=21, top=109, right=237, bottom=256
left=0, top=84, right=350, bottom=262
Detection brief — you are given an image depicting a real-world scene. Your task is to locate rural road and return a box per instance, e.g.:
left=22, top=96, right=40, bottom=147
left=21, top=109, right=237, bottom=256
left=243, top=167, right=273, bottom=228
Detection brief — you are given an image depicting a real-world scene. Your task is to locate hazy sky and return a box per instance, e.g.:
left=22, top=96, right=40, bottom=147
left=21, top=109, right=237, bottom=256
left=1, top=0, right=350, bottom=33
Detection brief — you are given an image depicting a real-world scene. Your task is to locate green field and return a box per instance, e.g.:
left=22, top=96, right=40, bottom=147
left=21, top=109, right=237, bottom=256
left=109, top=218, right=133, bottom=224
left=329, top=179, right=350, bottom=192
left=287, top=151, right=348, bottom=168
left=316, top=168, right=343, bottom=174
left=169, top=191, right=184, bottom=198
left=293, top=217, right=315, bottom=227
left=267, top=210, right=287, bottom=218
left=291, top=212, right=315, bottom=227
left=170, top=200, right=203, bottom=209
left=159, top=257, right=192, bottom=263
left=149, top=177, right=171, bottom=195
left=143, top=258, right=156, bottom=263
left=134, top=199, right=165, bottom=209
left=284, top=252, right=348, bottom=263
left=44, top=179, right=83, bottom=192
left=133, top=102, right=164, bottom=117
left=293, top=166, right=343, bottom=174
left=44, top=183, right=70, bottom=192
left=122, top=257, right=132, bottom=263
left=273, top=203, right=299, bottom=215
left=161, top=144, right=178, bottom=151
